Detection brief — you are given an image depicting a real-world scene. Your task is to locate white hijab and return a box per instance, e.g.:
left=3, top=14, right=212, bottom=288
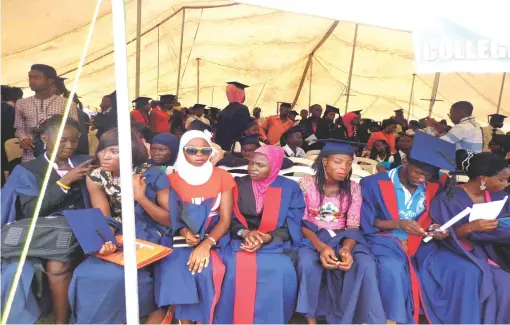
left=174, top=130, right=217, bottom=186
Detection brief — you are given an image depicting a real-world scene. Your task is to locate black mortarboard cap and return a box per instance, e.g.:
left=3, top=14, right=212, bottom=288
left=159, top=94, right=176, bottom=103
left=63, top=208, right=118, bottom=254
left=409, top=131, right=456, bottom=172
left=351, top=109, right=362, bottom=116
left=239, top=134, right=262, bottom=146
left=191, top=104, right=206, bottom=110
left=227, top=81, right=249, bottom=90
left=209, top=107, right=220, bottom=114
left=132, top=97, right=152, bottom=107
left=325, top=105, right=340, bottom=114
left=394, top=108, right=404, bottom=113
left=316, top=139, right=362, bottom=156
left=282, top=125, right=304, bottom=139
left=488, top=113, right=507, bottom=123
left=278, top=102, right=292, bottom=108
left=189, top=119, right=212, bottom=132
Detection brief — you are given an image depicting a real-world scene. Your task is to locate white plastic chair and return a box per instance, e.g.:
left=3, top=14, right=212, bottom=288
left=305, top=150, right=320, bottom=161
left=279, top=165, right=315, bottom=176
left=354, top=157, right=378, bottom=175
left=288, top=157, right=314, bottom=167
left=218, top=165, right=248, bottom=172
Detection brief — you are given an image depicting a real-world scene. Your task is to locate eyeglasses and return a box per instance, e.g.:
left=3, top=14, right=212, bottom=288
left=183, top=146, right=213, bottom=156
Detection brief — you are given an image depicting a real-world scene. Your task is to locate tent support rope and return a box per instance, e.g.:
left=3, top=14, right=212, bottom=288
left=157, top=25, right=160, bottom=94
left=497, top=72, right=506, bottom=114
left=197, top=58, right=201, bottom=102
left=176, top=9, right=186, bottom=98
left=427, top=72, right=441, bottom=117
left=344, top=24, right=358, bottom=114
left=292, top=20, right=339, bottom=108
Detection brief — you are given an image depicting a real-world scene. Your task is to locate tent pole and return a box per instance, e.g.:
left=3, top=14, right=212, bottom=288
left=176, top=9, right=186, bottom=99
left=427, top=72, right=441, bottom=117
left=407, top=73, right=416, bottom=120
left=111, top=0, right=140, bottom=324
left=135, top=0, right=142, bottom=98
left=497, top=72, right=506, bottom=114
left=157, top=25, right=160, bottom=95
left=344, top=24, right=358, bottom=114
left=292, top=21, right=339, bottom=107
left=196, top=58, right=200, bottom=103
left=211, top=86, right=215, bottom=106
left=309, top=56, right=313, bottom=108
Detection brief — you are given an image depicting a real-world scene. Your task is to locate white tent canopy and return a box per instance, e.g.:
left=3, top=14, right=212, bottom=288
left=2, top=0, right=509, bottom=126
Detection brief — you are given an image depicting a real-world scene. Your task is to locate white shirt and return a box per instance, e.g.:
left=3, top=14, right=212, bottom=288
left=283, top=144, right=306, bottom=158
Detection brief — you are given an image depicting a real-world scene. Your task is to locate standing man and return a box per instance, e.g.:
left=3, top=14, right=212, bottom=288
left=159, top=94, right=176, bottom=117
left=393, top=108, right=408, bottom=132
left=149, top=100, right=170, bottom=134
left=425, top=101, right=483, bottom=153
left=298, top=109, right=308, bottom=125
left=93, top=92, right=117, bottom=140
left=130, top=97, right=151, bottom=126
left=482, top=113, right=506, bottom=152
left=259, top=102, right=294, bottom=145
left=253, top=107, right=265, bottom=125
left=185, top=104, right=211, bottom=129
left=14, top=64, right=78, bottom=162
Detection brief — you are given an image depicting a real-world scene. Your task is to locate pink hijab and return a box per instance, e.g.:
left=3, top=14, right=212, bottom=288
left=342, top=112, right=358, bottom=137
left=226, top=84, right=245, bottom=103
left=251, top=145, right=284, bottom=214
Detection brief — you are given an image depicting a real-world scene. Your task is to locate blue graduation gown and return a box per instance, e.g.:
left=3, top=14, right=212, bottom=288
left=155, top=189, right=230, bottom=323
left=214, top=176, right=304, bottom=324
left=1, top=155, right=91, bottom=324
left=415, top=188, right=510, bottom=324
left=359, top=172, right=439, bottom=324
left=68, top=167, right=170, bottom=324
left=296, top=221, right=385, bottom=324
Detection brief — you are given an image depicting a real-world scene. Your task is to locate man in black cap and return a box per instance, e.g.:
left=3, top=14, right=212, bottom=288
left=482, top=113, right=506, bottom=152
left=393, top=108, right=408, bottom=131
left=185, top=104, right=210, bottom=129
left=14, top=64, right=78, bottom=162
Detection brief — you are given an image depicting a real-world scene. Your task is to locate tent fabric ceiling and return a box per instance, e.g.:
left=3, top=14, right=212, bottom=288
left=2, top=0, right=508, bottom=127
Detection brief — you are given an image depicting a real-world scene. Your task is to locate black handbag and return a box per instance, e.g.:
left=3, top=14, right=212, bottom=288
left=1, top=215, right=81, bottom=262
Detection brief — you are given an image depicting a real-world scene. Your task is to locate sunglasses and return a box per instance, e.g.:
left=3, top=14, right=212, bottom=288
left=183, top=146, right=213, bottom=156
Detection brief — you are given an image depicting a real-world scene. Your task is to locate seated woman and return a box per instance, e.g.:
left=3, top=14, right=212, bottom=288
left=155, top=130, right=235, bottom=324
left=231, top=117, right=265, bottom=153
left=296, top=139, right=385, bottom=324
left=68, top=128, right=170, bottom=324
left=149, top=132, right=179, bottom=174
left=1, top=115, right=91, bottom=324
left=417, top=152, right=510, bottom=324
left=214, top=146, right=305, bottom=324
left=363, top=139, right=394, bottom=164
left=217, top=134, right=293, bottom=171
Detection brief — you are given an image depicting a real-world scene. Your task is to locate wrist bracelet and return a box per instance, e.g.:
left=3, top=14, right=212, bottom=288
left=207, top=236, right=217, bottom=246
left=56, top=180, right=71, bottom=190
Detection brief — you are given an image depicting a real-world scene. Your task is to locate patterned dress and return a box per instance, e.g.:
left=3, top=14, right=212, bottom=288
left=14, top=95, right=78, bottom=162
left=88, top=163, right=150, bottom=221
left=298, top=175, right=361, bottom=230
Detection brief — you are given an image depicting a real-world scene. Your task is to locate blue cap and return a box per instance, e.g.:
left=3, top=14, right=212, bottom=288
left=409, top=131, right=456, bottom=172
left=63, top=208, right=118, bottom=254
left=239, top=134, right=261, bottom=146
left=317, top=139, right=360, bottom=156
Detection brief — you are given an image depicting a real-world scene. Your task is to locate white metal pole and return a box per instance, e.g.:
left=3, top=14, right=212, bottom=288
left=111, top=1, right=140, bottom=324
left=176, top=9, right=186, bottom=99
left=407, top=73, right=416, bottom=120
left=135, top=0, right=142, bottom=98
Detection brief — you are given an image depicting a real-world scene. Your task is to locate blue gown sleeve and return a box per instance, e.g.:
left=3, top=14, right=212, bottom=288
left=359, top=177, right=381, bottom=234
left=284, top=180, right=305, bottom=245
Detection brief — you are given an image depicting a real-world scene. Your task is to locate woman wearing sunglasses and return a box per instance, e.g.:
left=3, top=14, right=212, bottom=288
left=156, top=130, right=235, bottom=324
left=214, top=145, right=305, bottom=324
left=68, top=128, right=170, bottom=324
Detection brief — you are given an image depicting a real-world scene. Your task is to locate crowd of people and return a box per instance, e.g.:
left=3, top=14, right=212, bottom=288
left=1, top=63, right=510, bottom=324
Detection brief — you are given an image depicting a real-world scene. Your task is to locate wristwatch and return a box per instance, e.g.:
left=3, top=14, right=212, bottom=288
left=236, top=229, right=247, bottom=237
